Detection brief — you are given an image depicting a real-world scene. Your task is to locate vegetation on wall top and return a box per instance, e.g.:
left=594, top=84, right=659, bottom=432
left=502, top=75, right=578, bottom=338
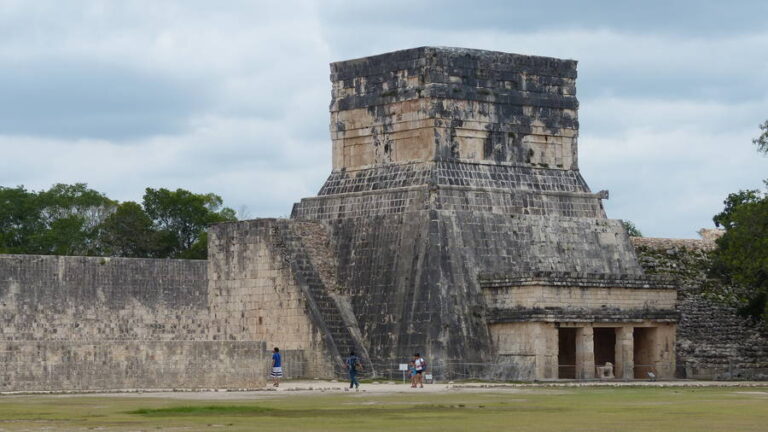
left=0, top=184, right=237, bottom=259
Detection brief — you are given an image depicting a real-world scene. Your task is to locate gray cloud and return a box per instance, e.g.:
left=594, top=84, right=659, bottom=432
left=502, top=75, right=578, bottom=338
left=0, top=60, right=208, bottom=139
left=320, top=1, right=768, bottom=37
left=0, top=0, right=766, bottom=238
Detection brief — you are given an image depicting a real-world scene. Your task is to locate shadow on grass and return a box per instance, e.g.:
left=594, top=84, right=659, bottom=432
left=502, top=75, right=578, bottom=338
left=128, top=406, right=274, bottom=416
left=127, top=403, right=565, bottom=418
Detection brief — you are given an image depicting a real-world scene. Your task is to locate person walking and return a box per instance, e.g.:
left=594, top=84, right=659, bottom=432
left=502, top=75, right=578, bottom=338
left=413, top=352, right=427, bottom=388
left=271, top=347, right=283, bottom=387
left=345, top=350, right=362, bottom=391
left=409, top=359, right=417, bottom=388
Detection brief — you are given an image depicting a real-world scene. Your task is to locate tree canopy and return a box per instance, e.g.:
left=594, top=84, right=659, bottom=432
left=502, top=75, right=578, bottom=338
left=621, top=220, right=643, bottom=237
left=754, top=119, right=768, bottom=154
left=711, top=121, right=768, bottom=321
left=0, top=184, right=236, bottom=259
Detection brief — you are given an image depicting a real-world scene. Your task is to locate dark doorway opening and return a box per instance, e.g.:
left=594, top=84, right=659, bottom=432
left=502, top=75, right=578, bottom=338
left=593, top=327, right=616, bottom=368
left=634, top=327, right=656, bottom=379
left=558, top=327, right=576, bottom=379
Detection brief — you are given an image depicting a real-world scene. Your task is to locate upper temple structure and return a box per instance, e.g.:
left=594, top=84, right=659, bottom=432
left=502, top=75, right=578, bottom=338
left=328, top=46, right=580, bottom=171
left=4, top=47, right=765, bottom=391
left=210, top=47, right=678, bottom=380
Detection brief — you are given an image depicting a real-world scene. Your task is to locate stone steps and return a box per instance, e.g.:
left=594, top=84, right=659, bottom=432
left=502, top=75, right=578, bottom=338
left=274, top=221, right=366, bottom=376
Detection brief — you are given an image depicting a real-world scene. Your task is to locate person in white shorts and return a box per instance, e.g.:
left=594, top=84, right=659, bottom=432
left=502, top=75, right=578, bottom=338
left=270, top=347, right=283, bottom=387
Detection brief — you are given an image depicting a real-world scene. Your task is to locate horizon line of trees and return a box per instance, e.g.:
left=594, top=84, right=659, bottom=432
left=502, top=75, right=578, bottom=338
left=0, top=184, right=237, bottom=259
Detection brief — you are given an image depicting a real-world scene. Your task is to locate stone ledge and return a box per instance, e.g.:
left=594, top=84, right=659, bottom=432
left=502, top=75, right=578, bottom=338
left=479, top=271, right=677, bottom=290
left=486, top=307, right=680, bottom=324
left=632, top=237, right=717, bottom=252
left=333, top=83, right=578, bottom=112
left=330, top=47, right=578, bottom=80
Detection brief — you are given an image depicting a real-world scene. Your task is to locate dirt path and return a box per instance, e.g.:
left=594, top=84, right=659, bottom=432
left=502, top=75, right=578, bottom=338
left=10, top=379, right=759, bottom=401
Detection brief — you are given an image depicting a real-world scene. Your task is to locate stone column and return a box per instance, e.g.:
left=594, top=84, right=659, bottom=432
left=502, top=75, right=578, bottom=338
left=540, top=323, right=558, bottom=380
left=615, top=326, right=634, bottom=380
left=575, top=326, right=595, bottom=379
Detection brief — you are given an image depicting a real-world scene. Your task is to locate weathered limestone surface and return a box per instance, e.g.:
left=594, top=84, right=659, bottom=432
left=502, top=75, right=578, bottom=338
left=0, top=255, right=264, bottom=391
left=480, top=273, right=678, bottom=324
left=329, top=47, right=579, bottom=171
left=8, top=47, right=763, bottom=387
left=633, top=238, right=768, bottom=379
left=480, top=270, right=678, bottom=379
left=614, top=326, right=633, bottom=379
left=282, top=47, right=658, bottom=376
left=208, top=219, right=368, bottom=377
left=1, top=340, right=262, bottom=391
left=575, top=326, right=595, bottom=379
left=488, top=322, right=557, bottom=380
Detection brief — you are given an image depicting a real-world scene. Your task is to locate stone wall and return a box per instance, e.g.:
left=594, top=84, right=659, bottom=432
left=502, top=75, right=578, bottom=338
left=0, top=255, right=265, bottom=391
left=208, top=219, right=365, bottom=378
left=489, top=322, right=555, bottom=380
left=633, top=237, right=768, bottom=379
left=1, top=340, right=262, bottom=391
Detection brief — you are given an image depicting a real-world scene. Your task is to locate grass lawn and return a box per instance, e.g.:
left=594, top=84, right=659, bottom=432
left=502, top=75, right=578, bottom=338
left=0, top=386, right=765, bottom=431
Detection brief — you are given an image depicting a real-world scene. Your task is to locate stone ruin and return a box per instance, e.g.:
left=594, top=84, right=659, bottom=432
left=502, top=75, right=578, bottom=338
left=1, top=47, right=766, bottom=391
left=209, top=47, right=678, bottom=381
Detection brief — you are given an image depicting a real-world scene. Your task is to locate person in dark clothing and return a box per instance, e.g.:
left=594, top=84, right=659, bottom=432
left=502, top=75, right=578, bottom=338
left=345, top=350, right=362, bottom=390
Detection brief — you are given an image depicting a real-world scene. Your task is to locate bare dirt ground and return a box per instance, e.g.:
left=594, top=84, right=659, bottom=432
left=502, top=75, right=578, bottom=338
left=23, top=379, right=765, bottom=400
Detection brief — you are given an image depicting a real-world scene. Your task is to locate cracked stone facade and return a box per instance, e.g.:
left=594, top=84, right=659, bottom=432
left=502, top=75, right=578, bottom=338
left=218, top=47, right=680, bottom=380
left=0, top=255, right=264, bottom=391
left=2, top=47, right=766, bottom=390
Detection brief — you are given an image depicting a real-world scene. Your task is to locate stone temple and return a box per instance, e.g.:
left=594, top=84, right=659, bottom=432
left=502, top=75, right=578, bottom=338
left=209, top=46, right=677, bottom=381
left=2, top=47, right=766, bottom=392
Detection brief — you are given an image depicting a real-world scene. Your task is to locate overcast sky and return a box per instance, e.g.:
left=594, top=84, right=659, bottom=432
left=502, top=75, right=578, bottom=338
left=0, top=1, right=766, bottom=238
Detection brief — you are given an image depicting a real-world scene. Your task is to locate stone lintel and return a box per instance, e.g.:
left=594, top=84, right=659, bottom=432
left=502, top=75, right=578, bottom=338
left=486, top=307, right=680, bottom=324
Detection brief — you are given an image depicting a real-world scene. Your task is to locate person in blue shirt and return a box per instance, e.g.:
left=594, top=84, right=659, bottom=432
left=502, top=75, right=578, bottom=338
left=345, top=350, right=362, bottom=391
left=271, top=347, right=283, bottom=387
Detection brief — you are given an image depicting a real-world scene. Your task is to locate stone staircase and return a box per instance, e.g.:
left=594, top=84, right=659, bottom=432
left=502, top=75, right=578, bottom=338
left=271, top=220, right=370, bottom=376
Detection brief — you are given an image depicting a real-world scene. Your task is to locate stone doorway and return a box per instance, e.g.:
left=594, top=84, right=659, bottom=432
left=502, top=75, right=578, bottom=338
left=633, top=327, right=657, bottom=379
left=557, top=327, right=576, bottom=378
left=593, top=327, right=617, bottom=373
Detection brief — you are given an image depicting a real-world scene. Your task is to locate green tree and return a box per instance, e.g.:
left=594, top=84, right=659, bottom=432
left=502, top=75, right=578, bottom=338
left=1, top=184, right=238, bottom=259
left=33, top=183, right=116, bottom=255
left=711, top=188, right=768, bottom=321
left=754, top=119, right=768, bottom=154
left=0, top=183, right=115, bottom=255
left=98, top=201, right=161, bottom=257
left=621, top=220, right=643, bottom=237
left=0, top=186, right=43, bottom=253
left=713, top=189, right=762, bottom=229
left=710, top=119, right=768, bottom=321
left=142, top=188, right=236, bottom=259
